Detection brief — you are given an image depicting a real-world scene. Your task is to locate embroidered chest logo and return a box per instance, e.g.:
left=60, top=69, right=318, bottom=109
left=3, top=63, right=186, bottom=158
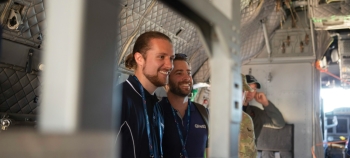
left=195, top=124, right=206, bottom=129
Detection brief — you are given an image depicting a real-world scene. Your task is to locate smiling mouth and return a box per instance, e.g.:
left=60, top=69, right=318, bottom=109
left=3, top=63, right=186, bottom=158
left=159, top=71, right=169, bottom=75
left=180, top=83, right=191, bottom=88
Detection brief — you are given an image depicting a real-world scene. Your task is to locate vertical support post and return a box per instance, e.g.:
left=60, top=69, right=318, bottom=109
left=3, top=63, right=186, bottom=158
left=208, top=1, right=242, bottom=158
left=40, top=0, right=120, bottom=132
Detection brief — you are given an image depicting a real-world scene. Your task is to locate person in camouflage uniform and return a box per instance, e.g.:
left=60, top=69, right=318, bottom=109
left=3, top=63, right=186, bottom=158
left=239, top=74, right=257, bottom=158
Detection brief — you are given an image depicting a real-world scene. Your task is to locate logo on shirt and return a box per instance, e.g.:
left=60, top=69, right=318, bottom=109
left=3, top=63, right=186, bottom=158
left=195, top=124, right=206, bottom=129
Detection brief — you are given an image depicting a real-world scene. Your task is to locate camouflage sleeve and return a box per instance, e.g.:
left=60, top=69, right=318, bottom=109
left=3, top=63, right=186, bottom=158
left=239, top=112, right=257, bottom=158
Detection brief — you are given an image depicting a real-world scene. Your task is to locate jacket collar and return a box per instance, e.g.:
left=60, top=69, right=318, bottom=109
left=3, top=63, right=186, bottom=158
left=126, top=75, right=142, bottom=97
left=126, top=75, right=158, bottom=101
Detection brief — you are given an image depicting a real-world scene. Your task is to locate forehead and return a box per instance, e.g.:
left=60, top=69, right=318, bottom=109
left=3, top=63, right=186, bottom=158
left=148, top=38, right=173, bottom=50
left=249, top=83, right=258, bottom=89
left=173, top=60, right=190, bottom=70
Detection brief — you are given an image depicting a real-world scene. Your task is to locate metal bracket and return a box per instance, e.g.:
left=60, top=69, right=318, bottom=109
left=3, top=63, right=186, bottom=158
left=26, top=49, right=34, bottom=73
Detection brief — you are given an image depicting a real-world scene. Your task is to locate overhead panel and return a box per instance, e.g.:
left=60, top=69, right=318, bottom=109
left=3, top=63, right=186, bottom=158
left=311, top=2, right=350, bottom=30
left=0, top=0, right=210, bottom=83
left=240, top=0, right=285, bottom=61
left=338, top=40, right=350, bottom=87
left=117, top=0, right=208, bottom=83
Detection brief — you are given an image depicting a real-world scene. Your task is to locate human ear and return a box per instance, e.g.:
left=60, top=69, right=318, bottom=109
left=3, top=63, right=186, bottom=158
left=134, top=52, right=145, bottom=67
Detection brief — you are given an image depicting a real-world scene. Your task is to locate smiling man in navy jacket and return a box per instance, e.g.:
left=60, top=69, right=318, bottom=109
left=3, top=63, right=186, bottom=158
left=116, top=31, right=175, bottom=158
left=160, top=54, right=209, bottom=158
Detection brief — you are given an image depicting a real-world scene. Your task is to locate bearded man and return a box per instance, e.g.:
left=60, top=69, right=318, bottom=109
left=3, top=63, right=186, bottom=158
left=116, top=31, right=174, bottom=158
left=160, top=54, right=209, bottom=158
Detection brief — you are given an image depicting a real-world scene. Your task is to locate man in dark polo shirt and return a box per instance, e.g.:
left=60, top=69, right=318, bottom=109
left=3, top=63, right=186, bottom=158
left=160, top=54, right=209, bottom=158
left=116, top=31, right=175, bottom=158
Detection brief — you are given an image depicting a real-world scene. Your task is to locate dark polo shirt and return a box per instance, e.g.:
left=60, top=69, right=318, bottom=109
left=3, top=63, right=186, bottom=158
left=160, top=97, right=208, bottom=158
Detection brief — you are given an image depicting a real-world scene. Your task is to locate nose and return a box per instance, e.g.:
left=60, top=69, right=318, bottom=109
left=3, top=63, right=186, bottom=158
left=164, top=57, right=173, bottom=71
left=184, top=73, right=191, bottom=81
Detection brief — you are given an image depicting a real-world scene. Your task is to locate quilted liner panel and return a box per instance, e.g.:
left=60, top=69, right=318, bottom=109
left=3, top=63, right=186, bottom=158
left=0, top=63, right=40, bottom=114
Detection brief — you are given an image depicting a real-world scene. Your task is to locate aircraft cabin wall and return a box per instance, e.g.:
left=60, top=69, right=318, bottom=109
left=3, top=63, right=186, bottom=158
left=240, top=5, right=327, bottom=157
left=242, top=63, right=315, bottom=157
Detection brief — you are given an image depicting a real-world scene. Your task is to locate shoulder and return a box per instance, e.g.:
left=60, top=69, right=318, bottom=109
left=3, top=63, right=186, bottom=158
left=119, top=80, right=140, bottom=99
left=158, top=97, right=171, bottom=109
left=241, top=112, right=253, bottom=125
left=248, top=105, right=263, bottom=111
left=157, top=97, right=172, bottom=116
left=192, top=102, right=207, bottom=110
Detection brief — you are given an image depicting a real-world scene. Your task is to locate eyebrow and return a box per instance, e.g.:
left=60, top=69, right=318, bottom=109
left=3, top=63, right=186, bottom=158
left=173, top=69, right=191, bottom=73
left=157, top=52, right=174, bottom=57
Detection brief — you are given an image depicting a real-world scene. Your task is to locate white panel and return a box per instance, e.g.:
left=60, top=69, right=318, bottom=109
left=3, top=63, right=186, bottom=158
left=40, top=0, right=85, bottom=133
left=242, top=63, right=314, bottom=158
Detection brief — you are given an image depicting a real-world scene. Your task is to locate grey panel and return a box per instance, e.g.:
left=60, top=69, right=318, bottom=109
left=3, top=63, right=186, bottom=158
left=257, top=124, right=294, bottom=151
left=242, top=63, right=314, bottom=158
left=270, top=29, right=313, bottom=57
left=0, top=63, right=40, bottom=114
left=1, top=39, right=42, bottom=68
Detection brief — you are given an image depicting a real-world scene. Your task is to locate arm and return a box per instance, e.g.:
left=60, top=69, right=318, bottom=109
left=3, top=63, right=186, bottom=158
left=262, top=100, right=285, bottom=129
left=254, top=92, right=285, bottom=129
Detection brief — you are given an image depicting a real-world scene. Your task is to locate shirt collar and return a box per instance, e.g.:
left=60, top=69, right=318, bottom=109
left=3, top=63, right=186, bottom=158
left=162, top=97, right=194, bottom=112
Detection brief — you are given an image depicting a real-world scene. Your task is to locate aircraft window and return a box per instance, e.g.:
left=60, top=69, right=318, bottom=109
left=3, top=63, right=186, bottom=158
left=321, top=88, right=350, bottom=112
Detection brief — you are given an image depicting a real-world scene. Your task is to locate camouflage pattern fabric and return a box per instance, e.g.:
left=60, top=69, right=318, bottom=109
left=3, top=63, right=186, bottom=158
left=239, top=112, right=257, bottom=158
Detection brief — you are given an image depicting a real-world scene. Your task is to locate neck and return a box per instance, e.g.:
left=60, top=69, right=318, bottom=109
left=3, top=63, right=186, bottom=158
left=134, top=71, right=157, bottom=95
left=167, top=92, right=189, bottom=118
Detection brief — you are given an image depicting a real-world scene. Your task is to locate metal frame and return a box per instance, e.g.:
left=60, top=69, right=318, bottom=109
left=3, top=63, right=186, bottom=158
left=161, top=0, right=241, bottom=157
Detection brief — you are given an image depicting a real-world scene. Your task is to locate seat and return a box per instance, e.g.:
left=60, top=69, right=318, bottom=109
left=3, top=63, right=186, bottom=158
left=256, top=124, right=294, bottom=158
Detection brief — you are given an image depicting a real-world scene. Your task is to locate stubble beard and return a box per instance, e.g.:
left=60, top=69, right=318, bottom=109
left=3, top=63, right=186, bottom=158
left=143, top=67, right=167, bottom=87
left=168, top=80, right=192, bottom=97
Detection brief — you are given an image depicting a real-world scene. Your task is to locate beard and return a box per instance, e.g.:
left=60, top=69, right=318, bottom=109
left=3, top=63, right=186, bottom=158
left=168, top=80, right=192, bottom=97
left=143, top=67, right=167, bottom=87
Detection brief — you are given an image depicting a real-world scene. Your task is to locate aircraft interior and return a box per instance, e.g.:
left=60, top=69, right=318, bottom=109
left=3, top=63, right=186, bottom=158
left=0, top=0, right=349, bottom=158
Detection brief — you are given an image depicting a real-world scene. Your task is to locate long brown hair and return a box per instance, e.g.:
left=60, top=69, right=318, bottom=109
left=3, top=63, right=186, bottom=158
left=125, top=31, right=172, bottom=70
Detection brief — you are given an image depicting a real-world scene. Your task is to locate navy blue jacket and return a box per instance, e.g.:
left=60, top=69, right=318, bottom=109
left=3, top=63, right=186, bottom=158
left=116, top=75, right=164, bottom=158
left=160, top=97, right=208, bottom=158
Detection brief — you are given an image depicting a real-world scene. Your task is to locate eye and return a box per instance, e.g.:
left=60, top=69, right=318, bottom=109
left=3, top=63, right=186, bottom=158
left=160, top=55, right=165, bottom=59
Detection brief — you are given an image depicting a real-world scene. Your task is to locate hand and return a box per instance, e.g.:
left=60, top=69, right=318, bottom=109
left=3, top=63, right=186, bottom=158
left=254, top=92, right=269, bottom=107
